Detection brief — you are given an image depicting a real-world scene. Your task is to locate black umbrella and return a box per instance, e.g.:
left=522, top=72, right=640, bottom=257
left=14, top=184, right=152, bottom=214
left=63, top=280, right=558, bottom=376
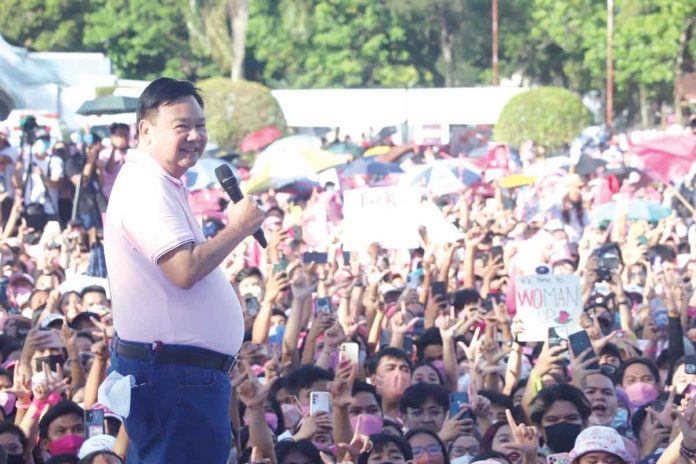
left=575, top=155, right=607, bottom=176
left=77, top=95, right=138, bottom=116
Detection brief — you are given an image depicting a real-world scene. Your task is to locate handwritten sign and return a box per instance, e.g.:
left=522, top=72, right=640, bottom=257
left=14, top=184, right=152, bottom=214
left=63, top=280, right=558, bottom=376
left=514, top=274, right=582, bottom=342
left=342, top=187, right=422, bottom=251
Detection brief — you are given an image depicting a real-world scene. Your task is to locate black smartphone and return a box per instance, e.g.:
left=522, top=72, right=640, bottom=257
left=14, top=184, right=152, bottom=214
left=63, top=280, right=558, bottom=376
left=547, top=327, right=569, bottom=367
left=431, top=281, right=446, bottom=297
left=302, top=252, right=315, bottom=264
left=411, top=319, right=425, bottom=336
left=342, top=251, right=351, bottom=265
left=245, top=295, right=260, bottom=317
left=314, top=252, right=329, bottom=264
left=685, top=355, right=696, bottom=375
left=449, top=392, right=473, bottom=419
left=403, top=336, right=414, bottom=356
left=272, top=258, right=288, bottom=274
left=482, top=296, right=495, bottom=313
left=568, top=330, right=600, bottom=370
left=85, top=409, right=105, bottom=438
left=491, top=245, right=504, bottom=262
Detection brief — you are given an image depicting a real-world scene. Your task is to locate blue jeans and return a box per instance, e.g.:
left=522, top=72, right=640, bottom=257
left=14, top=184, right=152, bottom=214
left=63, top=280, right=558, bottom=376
left=110, top=344, right=232, bottom=464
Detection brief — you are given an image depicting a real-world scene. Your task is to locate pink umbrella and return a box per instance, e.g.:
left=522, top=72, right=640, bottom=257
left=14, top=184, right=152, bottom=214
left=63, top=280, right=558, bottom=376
left=240, top=127, right=283, bottom=153
left=630, top=135, right=696, bottom=183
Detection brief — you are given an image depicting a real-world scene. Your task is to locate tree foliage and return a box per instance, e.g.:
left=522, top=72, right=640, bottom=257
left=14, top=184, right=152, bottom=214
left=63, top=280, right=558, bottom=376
left=0, top=0, right=693, bottom=126
left=197, top=78, right=286, bottom=148
left=494, top=87, right=591, bottom=149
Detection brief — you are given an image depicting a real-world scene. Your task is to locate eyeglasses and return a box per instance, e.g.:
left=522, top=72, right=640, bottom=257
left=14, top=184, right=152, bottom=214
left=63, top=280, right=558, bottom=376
left=407, top=407, right=444, bottom=418
left=412, top=445, right=443, bottom=457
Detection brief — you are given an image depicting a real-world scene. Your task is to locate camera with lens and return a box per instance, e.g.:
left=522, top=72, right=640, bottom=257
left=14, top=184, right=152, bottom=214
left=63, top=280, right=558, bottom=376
left=19, top=115, right=39, bottom=145
left=596, top=267, right=613, bottom=282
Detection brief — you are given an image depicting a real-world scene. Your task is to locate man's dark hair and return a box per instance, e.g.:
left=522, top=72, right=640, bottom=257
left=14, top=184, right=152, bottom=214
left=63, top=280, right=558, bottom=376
left=275, top=439, right=321, bottom=464
left=109, top=122, right=129, bottom=135
left=417, top=327, right=443, bottom=362
left=399, top=382, right=449, bottom=414
left=599, top=342, right=621, bottom=362
left=136, top=78, right=204, bottom=131
left=80, top=285, right=107, bottom=299
left=286, top=365, right=333, bottom=395
left=352, top=381, right=382, bottom=409
left=365, top=346, right=412, bottom=376
left=580, top=370, right=617, bottom=389
left=46, top=455, right=80, bottom=464
left=271, top=308, right=288, bottom=321
left=617, top=358, right=660, bottom=387
left=0, top=423, right=28, bottom=454
left=529, top=384, right=592, bottom=426
left=382, top=418, right=404, bottom=436
left=479, top=389, right=513, bottom=411
left=39, top=400, right=84, bottom=439
left=234, top=267, right=263, bottom=284
left=357, top=433, right=412, bottom=464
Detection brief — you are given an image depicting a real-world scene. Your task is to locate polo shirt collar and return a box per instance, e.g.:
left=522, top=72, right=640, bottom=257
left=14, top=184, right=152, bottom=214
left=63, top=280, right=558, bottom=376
left=126, top=148, right=185, bottom=189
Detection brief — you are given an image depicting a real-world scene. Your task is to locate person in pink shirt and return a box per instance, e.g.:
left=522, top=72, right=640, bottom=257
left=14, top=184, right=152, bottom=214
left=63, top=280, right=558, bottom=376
left=103, top=78, right=264, bottom=463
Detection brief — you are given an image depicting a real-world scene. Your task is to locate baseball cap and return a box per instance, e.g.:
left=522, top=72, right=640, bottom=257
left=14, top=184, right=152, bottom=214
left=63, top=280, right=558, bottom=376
left=569, top=426, right=634, bottom=464
left=9, top=273, right=34, bottom=287
left=39, top=313, right=65, bottom=330
left=77, top=434, right=117, bottom=459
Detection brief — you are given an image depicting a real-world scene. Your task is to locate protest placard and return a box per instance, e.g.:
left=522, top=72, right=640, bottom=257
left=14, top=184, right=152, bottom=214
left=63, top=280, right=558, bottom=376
left=342, top=187, right=422, bottom=251
left=514, top=274, right=582, bottom=342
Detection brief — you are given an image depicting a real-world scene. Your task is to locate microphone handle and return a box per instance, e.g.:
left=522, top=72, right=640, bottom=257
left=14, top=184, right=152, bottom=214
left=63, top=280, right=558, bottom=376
left=223, top=178, right=268, bottom=249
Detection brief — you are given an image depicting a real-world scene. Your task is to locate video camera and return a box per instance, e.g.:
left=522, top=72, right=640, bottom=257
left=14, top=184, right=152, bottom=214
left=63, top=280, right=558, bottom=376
left=19, top=115, right=39, bottom=145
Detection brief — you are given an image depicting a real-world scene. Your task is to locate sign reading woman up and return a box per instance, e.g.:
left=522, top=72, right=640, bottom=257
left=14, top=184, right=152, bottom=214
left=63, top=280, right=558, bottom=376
left=514, top=274, right=583, bottom=342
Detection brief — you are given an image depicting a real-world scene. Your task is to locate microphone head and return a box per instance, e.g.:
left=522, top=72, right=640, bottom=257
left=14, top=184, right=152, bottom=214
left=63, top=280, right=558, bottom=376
left=214, top=164, right=234, bottom=182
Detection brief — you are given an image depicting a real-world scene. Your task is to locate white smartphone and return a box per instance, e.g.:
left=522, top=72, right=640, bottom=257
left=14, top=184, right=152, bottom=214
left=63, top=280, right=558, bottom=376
left=309, top=391, right=331, bottom=415
left=339, top=342, right=359, bottom=365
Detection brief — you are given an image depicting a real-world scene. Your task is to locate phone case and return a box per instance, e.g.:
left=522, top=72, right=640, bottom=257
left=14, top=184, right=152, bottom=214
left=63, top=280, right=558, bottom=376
left=310, top=391, right=331, bottom=415
left=340, top=343, right=359, bottom=365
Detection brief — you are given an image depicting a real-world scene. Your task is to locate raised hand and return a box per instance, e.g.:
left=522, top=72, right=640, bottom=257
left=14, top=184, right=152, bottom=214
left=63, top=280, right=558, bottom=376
left=677, top=394, right=696, bottom=449
left=263, top=272, right=289, bottom=304
left=504, top=409, right=539, bottom=460
left=532, top=341, right=567, bottom=376
left=329, top=356, right=354, bottom=409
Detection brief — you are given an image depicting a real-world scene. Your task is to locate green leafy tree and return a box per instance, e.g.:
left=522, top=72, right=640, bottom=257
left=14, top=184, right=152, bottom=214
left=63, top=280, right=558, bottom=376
left=494, top=87, right=591, bottom=149
left=245, top=0, right=434, bottom=88
left=197, top=77, right=286, bottom=148
left=0, top=0, right=92, bottom=51
left=83, top=0, right=217, bottom=80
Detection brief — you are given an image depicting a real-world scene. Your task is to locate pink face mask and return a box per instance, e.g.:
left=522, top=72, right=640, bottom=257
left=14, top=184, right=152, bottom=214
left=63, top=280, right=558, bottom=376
left=0, top=391, right=16, bottom=416
left=264, top=412, right=278, bottom=431
left=624, top=382, right=658, bottom=408
left=281, top=403, right=302, bottom=430
left=430, top=360, right=446, bottom=380
left=47, top=434, right=85, bottom=456
left=349, top=414, right=383, bottom=435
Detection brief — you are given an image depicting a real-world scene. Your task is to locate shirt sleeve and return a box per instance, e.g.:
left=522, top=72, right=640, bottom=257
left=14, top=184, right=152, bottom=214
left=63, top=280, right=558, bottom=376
left=121, top=179, right=196, bottom=264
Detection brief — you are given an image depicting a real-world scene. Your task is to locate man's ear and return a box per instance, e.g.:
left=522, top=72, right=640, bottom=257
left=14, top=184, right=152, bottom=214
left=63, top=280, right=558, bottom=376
left=137, top=119, right=152, bottom=144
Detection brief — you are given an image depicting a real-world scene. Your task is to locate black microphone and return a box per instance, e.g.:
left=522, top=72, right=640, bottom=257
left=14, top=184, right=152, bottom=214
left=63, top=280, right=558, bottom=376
left=214, top=165, right=267, bottom=248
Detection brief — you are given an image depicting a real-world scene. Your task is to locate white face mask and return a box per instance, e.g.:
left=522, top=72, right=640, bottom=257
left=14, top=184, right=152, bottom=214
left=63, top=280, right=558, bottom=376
left=452, top=456, right=475, bottom=464
left=457, top=373, right=470, bottom=393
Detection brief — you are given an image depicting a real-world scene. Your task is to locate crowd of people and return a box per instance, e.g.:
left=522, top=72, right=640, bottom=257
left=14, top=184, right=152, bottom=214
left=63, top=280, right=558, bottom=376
left=0, top=112, right=695, bottom=464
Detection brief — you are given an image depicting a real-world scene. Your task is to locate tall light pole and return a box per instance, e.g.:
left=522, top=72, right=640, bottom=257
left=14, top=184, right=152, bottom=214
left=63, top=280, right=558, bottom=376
left=492, top=0, right=499, bottom=86
left=606, top=0, right=614, bottom=129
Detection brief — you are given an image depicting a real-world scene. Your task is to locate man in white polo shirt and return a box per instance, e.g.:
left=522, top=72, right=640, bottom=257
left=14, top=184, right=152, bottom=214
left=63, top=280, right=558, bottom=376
left=104, top=77, right=263, bottom=463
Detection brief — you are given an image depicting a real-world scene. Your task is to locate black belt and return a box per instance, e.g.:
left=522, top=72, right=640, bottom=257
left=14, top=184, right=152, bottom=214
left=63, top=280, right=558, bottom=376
left=115, top=338, right=237, bottom=373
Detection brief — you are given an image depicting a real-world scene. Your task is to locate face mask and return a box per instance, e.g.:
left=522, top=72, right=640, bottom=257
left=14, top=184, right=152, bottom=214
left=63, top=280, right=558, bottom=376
left=47, top=434, right=85, bottom=456
left=457, top=373, right=470, bottom=393
left=544, top=422, right=582, bottom=453
left=264, top=412, right=278, bottom=431
left=243, top=285, right=263, bottom=301
left=611, top=408, right=629, bottom=430
left=625, top=382, right=658, bottom=407
left=451, top=457, right=475, bottom=464
left=381, top=370, right=410, bottom=398
left=7, top=454, right=24, bottom=464
left=430, top=360, right=446, bottom=380
left=281, top=403, right=302, bottom=430
left=14, top=288, right=31, bottom=308
left=349, top=414, right=383, bottom=435
left=0, top=391, right=17, bottom=416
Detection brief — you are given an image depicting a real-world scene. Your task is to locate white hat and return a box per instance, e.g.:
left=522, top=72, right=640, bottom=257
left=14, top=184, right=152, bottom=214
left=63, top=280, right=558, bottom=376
left=569, top=426, right=634, bottom=464
left=78, top=434, right=117, bottom=459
